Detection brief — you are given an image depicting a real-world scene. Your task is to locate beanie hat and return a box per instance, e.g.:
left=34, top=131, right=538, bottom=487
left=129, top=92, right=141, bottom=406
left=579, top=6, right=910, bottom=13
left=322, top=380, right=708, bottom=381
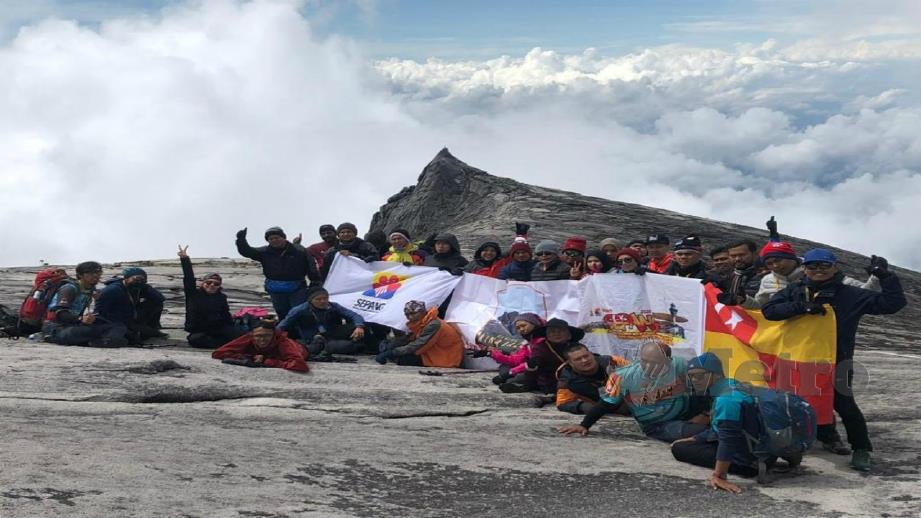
left=760, top=241, right=798, bottom=262
left=627, top=239, right=646, bottom=248
left=337, top=222, right=358, bottom=234
left=122, top=267, right=147, bottom=279
left=75, top=261, right=103, bottom=275
left=404, top=300, right=426, bottom=314
left=389, top=228, right=412, bottom=242
left=534, top=240, right=560, bottom=255
left=614, top=248, right=642, bottom=263
left=803, top=248, right=838, bottom=265
left=688, top=352, right=724, bottom=376
left=513, top=312, right=544, bottom=329
left=674, top=236, right=703, bottom=252
left=645, top=233, right=669, bottom=245
left=600, top=238, right=621, bottom=251
left=562, top=236, right=587, bottom=253
left=319, top=224, right=336, bottom=233
left=306, top=287, right=329, bottom=304
left=264, top=227, right=286, bottom=240
left=510, top=241, right=532, bottom=256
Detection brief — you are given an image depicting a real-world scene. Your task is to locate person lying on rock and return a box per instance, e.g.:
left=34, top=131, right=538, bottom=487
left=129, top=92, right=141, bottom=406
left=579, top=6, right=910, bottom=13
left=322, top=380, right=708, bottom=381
left=319, top=223, right=380, bottom=280
left=558, top=341, right=710, bottom=442
left=177, top=245, right=244, bottom=349
left=236, top=226, right=320, bottom=322
left=277, top=287, right=366, bottom=357
left=497, top=318, right=581, bottom=395
left=43, top=261, right=129, bottom=348
left=212, top=320, right=308, bottom=372
left=762, top=248, right=907, bottom=471
left=96, top=266, right=167, bottom=344
left=555, top=343, right=630, bottom=415
left=375, top=300, right=464, bottom=368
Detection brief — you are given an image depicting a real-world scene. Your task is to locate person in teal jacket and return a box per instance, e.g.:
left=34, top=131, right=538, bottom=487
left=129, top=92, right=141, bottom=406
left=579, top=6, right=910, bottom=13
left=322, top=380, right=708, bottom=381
left=558, top=341, right=708, bottom=442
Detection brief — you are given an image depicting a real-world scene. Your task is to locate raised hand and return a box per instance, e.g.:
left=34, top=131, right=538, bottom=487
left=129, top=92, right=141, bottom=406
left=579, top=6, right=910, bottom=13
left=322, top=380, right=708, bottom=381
left=766, top=216, right=779, bottom=240
left=866, top=255, right=890, bottom=278
left=293, top=233, right=303, bottom=245
left=236, top=227, right=248, bottom=240
left=177, top=245, right=189, bottom=259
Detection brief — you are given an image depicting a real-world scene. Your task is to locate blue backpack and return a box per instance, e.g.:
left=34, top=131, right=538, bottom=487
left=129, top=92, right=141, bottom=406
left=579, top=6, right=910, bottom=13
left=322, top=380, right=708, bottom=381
left=744, top=386, right=818, bottom=458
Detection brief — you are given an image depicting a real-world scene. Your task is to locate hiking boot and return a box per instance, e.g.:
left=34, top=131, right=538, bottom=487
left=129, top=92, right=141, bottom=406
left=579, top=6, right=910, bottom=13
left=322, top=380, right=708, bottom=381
left=498, top=382, right=531, bottom=394
left=781, top=451, right=803, bottom=469
left=491, top=374, right=507, bottom=385
left=531, top=394, right=556, bottom=408
left=851, top=450, right=871, bottom=472
left=822, top=440, right=851, bottom=455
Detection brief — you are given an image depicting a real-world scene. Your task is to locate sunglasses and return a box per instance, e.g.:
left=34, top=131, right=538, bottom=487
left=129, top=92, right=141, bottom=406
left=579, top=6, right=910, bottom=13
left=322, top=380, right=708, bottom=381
left=804, top=262, right=834, bottom=271
left=562, top=250, right=583, bottom=257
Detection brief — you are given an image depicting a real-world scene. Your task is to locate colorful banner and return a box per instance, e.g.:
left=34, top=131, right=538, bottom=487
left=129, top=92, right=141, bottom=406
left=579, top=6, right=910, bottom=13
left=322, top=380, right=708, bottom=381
left=445, top=273, right=706, bottom=361
left=323, top=255, right=462, bottom=330
left=702, top=284, right=836, bottom=424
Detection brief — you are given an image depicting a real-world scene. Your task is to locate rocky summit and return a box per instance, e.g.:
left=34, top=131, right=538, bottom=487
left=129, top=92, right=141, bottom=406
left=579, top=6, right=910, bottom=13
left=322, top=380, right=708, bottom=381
left=0, top=151, right=920, bottom=517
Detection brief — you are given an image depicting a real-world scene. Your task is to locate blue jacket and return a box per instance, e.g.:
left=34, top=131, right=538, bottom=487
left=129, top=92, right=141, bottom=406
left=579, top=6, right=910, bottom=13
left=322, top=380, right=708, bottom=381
left=498, top=260, right=535, bottom=281
left=762, top=272, right=906, bottom=362
left=692, top=379, right=760, bottom=468
left=278, top=301, right=365, bottom=342
left=96, top=279, right=165, bottom=324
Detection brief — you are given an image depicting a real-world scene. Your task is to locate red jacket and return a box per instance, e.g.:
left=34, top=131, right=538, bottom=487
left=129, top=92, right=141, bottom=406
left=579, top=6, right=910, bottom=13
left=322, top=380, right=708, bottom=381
left=212, top=332, right=309, bottom=372
left=466, top=256, right=512, bottom=279
left=647, top=253, right=673, bottom=274
left=306, top=241, right=332, bottom=270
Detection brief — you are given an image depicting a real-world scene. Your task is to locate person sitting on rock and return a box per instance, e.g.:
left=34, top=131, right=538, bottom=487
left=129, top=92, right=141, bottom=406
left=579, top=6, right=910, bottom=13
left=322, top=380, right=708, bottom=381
left=320, top=222, right=380, bottom=279
left=43, top=261, right=129, bottom=347
left=212, top=319, right=308, bottom=372
left=556, top=343, right=630, bottom=414
left=177, top=245, right=244, bottom=348
left=670, top=352, right=777, bottom=493
left=644, top=233, right=673, bottom=274
left=599, top=238, right=622, bottom=265
left=584, top=249, right=614, bottom=275
left=665, top=236, right=709, bottom=280
left=498, top=240, right=535, bottom=282
left=483, top=313, right=544, bottom=386
left=375, top=300, right=464, bottom=368
left=530, top=240, right=572, bottom=281
left=613, top=248, right=646, bottom=275
left=422, top=233, right=468, bottom=274
left=277, top=287, right=366, bottom=357
left=498, top=318, right=582, bottom=395
left=762, top=249, right=906, bottom=471
left=382, top=229, right=426, bottom=265
left=558, top=341, right=709, bottom=442
left=236, top=226, right=320, bottom=321
left=95, top=266, right=167, bottom=344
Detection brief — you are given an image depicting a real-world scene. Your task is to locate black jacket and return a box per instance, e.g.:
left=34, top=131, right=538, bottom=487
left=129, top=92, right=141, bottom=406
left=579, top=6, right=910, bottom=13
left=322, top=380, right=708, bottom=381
left=465, top=241, right=503, bottom=273
left=236, top=238, right=319, bottom=284
left=762, top=272, right=906, bottom=362
left=320, top=238, right=380, bottom=279
left=530, top=258, right=571, bottom=281
left=181, top=257, right=233, bottom=333
left=422, top=233, right=469, bottom=271
left=664, top=261, right=709, bottom=280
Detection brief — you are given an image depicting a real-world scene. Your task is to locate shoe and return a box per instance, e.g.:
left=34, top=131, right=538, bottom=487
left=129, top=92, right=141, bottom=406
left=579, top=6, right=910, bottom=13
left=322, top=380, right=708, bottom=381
left=498, top=382, right=531, bottom=394
left=781, top=451, right=803, bottom=469
left=851, top=450, right=871, bottom=472
left=756, top=459, right=774, bottom=485
left=822, top=440, right=851, bottom=455
left=491, top=374, right=507, bottom=385
left=531, top=394, right=555, bottom=408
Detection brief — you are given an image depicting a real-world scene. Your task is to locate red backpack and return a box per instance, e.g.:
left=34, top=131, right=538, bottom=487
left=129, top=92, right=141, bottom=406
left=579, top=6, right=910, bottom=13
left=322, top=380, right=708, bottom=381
left=19, top=268, right=68, bottom=327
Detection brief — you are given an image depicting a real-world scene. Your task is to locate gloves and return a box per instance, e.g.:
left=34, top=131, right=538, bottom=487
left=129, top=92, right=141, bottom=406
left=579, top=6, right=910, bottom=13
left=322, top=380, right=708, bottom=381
left=375, top=350, right=396, bottom=365
left=803, top=302, right=827, bottom=315
left=236, top=227, right=247, bottom=240
left=222, top=357, right=260, bottom=368
left=515, top=222, right=530, bottom=236
left=471, top=349, right=490, bottom=358
left=866, top=255, right=890, bottom=279
left=716, top=290, right=740, bottom=306
left=766, top=216, right=779, bottom=241
left=633, top=265, right=647, bottom=276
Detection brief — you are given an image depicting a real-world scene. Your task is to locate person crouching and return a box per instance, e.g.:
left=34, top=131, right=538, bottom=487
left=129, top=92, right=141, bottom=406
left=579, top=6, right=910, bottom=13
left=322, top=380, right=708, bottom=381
left=375, top=301, right=464, bottom=368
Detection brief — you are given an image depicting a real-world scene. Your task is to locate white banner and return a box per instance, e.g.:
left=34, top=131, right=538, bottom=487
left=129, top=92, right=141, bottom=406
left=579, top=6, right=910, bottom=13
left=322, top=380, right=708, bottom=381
left=445, top=273, right=705, bottom=361
left=323, top=254, right=462, bottom=330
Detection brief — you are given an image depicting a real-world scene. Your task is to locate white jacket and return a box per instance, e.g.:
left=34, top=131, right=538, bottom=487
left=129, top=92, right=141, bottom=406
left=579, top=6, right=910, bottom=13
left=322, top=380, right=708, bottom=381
left=752, top=268, right=880, bottom=308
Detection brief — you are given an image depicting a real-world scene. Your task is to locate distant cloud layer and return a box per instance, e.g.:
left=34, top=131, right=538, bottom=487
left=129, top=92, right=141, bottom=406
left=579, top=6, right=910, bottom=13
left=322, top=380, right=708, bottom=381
left=2, top=0, right=920, bottom=269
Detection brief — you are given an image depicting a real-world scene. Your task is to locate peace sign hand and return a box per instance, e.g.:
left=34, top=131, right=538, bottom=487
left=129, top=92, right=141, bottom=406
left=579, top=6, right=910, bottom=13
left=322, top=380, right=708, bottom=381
left=177, top=245, right=189, bottom=259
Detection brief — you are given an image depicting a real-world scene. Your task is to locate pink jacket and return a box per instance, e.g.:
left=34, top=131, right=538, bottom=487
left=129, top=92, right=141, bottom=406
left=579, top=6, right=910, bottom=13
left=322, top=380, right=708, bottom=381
left=489, top=337, right=544, bottom=375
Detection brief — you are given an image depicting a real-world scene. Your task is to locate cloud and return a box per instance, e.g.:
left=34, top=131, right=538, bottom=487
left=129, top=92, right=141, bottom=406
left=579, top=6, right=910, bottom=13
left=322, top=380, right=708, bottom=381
left=1, top=0, right=920, bottom=271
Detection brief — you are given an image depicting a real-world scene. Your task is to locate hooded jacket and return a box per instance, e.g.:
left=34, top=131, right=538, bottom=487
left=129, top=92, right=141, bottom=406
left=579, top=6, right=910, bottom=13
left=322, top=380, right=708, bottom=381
left=465, top=241, right=511, bottom=278
left=530, top=257, right=572, bottom=281
left=236, top=237, right=320, bottom=284
left=762, top=271, right=906, bottom=362
left=180, top=256, right=233, bottom=333
left=96, top=278, right=166, bottom=325
left=422, top=233, right=469, bottom=271
left=212, top=331, right=308, bottom=372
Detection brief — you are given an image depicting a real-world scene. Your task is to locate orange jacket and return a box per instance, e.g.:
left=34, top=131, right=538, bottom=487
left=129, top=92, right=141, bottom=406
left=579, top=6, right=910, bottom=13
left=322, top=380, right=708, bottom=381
left=212, top=331, right=309, bottom=372
left=555, top=354, right=630, bottom=414
left=406, top=307, right=465, bottom=368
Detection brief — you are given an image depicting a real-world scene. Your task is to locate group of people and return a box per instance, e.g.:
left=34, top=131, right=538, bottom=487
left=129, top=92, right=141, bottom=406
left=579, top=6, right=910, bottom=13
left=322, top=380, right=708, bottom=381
left=8, top=216, right=907, bottom=491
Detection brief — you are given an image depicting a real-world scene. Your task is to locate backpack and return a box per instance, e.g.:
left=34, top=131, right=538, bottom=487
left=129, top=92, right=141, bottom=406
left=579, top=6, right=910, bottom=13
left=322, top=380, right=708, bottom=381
left=232, top=307, right=271, bottom=332
left=744, top=386, right=817, bottom=459
left=20, top=269, right=68, bottom=328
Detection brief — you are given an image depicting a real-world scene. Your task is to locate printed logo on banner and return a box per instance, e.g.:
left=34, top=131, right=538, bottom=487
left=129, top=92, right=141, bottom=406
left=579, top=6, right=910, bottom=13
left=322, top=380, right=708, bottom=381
left=583, top=302, right=690, bottom=346
left=362, top=273, right=406, bottom=300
